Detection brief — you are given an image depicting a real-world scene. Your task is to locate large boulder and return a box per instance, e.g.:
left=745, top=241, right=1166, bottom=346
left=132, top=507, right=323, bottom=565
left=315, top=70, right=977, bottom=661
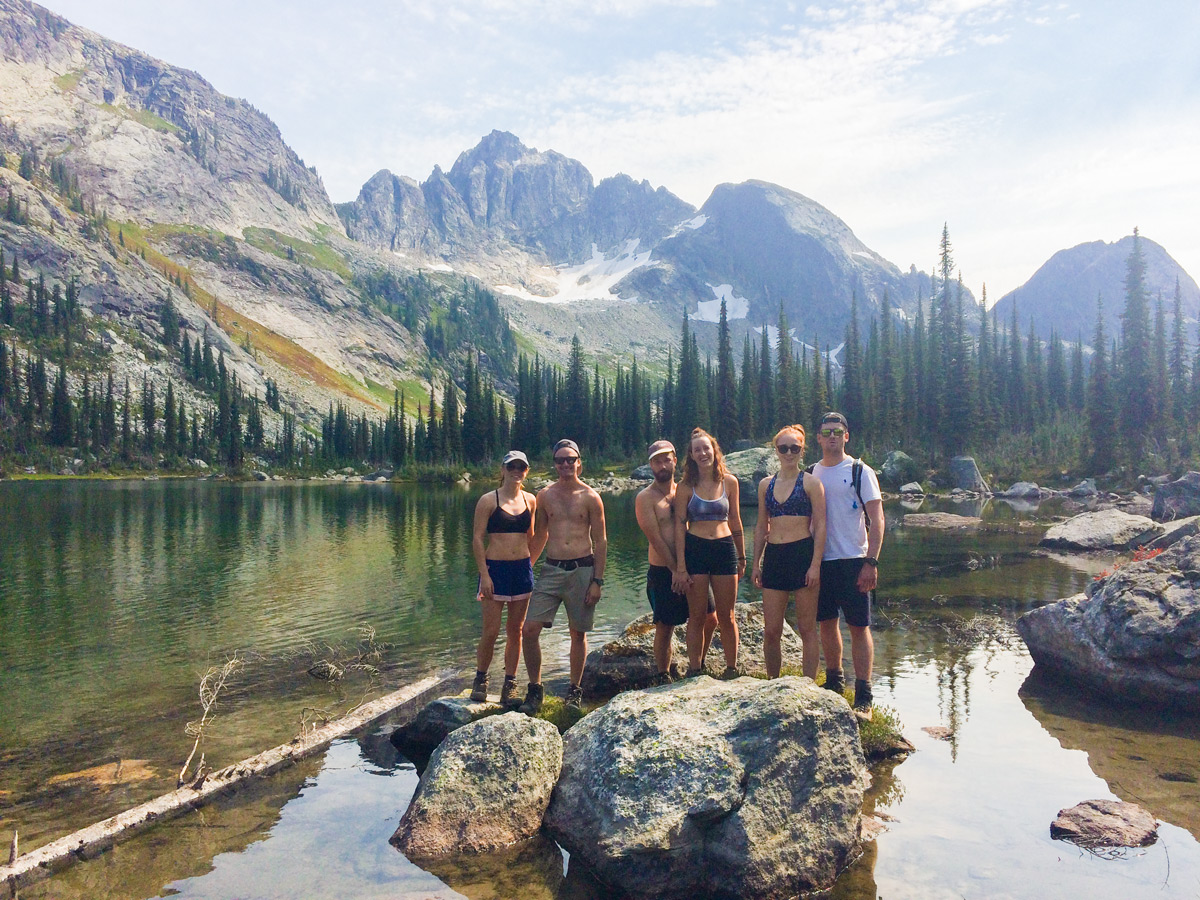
left=1016, top=534, right=1200, bottom=711
left=1067, top=478, right=1098, bottom=498
left=1146, top=515, right=1200, bottom=550
left=391, top=712, right=563, bottom=857
left=880, top=450, right=920, bottom=489
left=544, top=677, right=868, bottom=899
left=901, top=513, right=981, bottom=531
left=1152, top=472, right=1200, bottom=522
left=580, top=601, right=804, bottom=697
left=1040, top=509, right=1161, bottom=550
left=723, top=447, right=779, bottom=506
left=998, top=481, right=1042, bottom=498
left=393, top=695, right=505, bottom=754
left=948, top=456, right=989, bottom=493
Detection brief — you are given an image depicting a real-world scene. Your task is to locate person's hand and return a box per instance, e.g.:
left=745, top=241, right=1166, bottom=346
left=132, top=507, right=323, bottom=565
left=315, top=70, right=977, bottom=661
left=857, top=562, right=877, bottom=593
left=752, top=565, right=763, bottom=589
left=585, top=580, right=602, bottom=607
left=737, top=557, right=747, bottom=579
left=805, top=564, right=821, bottom=590
left=672, top=569, right=691, bottom=594
left=478, top=573, right=494, bottom=601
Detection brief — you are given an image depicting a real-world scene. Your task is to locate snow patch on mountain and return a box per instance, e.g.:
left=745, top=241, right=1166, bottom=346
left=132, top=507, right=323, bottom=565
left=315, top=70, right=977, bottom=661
left=494, top=240, right=651, bottom=303
left=695, top=284, right=750, bottom=322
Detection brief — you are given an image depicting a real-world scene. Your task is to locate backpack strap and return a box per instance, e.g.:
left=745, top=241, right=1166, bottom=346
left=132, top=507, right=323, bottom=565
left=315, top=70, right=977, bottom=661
left=804, top=463, right=815, bottom=475
left=851, top=459, right=871, bottom=531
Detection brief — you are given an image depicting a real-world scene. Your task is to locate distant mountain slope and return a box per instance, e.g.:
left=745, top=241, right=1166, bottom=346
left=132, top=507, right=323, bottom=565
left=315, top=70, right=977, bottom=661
left=992, top=235, right=1200, bottom=341
left=616, top=179, right=938, bottom=339
left=0, top=0, right=341, bottom=238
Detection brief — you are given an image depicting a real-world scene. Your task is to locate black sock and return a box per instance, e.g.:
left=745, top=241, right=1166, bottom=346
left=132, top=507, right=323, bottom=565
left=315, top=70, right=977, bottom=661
left=476, top=669, right=487, bottom=679
left=503, top=673, right=517, bottom=682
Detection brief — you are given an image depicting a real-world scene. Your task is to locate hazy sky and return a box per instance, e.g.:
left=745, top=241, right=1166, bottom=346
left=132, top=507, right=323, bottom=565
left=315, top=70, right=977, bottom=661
left=38, top=0, right=1200, bottom=299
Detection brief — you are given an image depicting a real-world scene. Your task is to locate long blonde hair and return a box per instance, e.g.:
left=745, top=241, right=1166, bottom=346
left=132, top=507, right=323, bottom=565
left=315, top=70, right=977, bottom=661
left=681, top=427, right=728, bottom=487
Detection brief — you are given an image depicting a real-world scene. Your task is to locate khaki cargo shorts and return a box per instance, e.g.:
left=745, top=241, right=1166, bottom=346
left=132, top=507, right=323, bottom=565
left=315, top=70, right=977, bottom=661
left=527, top=561, right=596, bottom=632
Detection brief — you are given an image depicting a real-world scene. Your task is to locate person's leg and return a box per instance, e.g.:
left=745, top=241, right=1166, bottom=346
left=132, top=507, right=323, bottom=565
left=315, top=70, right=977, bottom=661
left=820, top=618, right=843, bottom=679
left=503, top=598, right=529, bottom=677
left=849, top=624, right=874, bottom=682
left=654, top=622, right=673, bottom=674
left=476, top=599, right=503, bottom=672
left=569, top=628, right=588, bottom=687
left=761, top=588, right=788, bottom=678
left=686, top=575, right=712, bottom=670
left=522, top=620, right=544, bottom=684
left=711, top=574, right=739, bottom=671
left=796, top=585, right=820, bottom=680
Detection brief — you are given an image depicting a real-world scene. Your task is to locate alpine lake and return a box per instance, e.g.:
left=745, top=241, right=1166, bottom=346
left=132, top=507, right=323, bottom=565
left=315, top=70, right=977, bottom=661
left=2, top=478, right=1199, bottom=900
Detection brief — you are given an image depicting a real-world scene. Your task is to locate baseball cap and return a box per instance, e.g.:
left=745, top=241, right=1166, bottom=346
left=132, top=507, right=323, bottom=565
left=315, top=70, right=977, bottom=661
left=820, top=412, right=849, bottom=430
left=502, top=450, right=529, bottom=467
left=553, top=439, right=581, bottom=457
left=647, top=440, right=675, bottom=460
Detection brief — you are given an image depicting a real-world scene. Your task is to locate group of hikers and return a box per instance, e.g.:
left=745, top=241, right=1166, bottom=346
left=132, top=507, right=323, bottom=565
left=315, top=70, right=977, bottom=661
left=469, top=412, right=884, bottom=719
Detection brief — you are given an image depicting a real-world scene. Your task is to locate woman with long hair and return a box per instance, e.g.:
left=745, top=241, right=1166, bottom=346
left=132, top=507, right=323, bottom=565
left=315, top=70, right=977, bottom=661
left=469, top=450, right=537, bottom=705
left=673, top=428, right=745, bottom=678
left=751, top=425, right=826, bottom=678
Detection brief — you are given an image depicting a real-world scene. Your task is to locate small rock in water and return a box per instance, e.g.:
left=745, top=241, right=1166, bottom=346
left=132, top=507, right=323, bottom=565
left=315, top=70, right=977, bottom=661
left=1050, top=799, right=1158, bottom=849
left=307, top=660, right=344, bottom=681
left=921, top=726, right=953, bottom=741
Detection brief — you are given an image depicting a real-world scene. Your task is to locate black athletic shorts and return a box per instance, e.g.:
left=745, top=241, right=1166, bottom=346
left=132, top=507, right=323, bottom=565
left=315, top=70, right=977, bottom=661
left=684, top=532, right=739, bottom=577
left=817, top=558, right=871, bottom=627
left=646, top=565, right=715, bottom=626
left=761, top=537, right=815, bottom=592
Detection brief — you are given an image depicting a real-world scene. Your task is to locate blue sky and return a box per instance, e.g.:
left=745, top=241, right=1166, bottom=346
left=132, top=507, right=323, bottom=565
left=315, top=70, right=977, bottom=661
left=38, top=0, right=1200, bottom=300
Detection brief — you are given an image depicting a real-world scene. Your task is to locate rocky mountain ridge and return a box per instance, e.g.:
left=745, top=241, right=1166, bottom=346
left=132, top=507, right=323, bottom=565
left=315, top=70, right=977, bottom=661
left=993, top=235, right=1200, bottom=342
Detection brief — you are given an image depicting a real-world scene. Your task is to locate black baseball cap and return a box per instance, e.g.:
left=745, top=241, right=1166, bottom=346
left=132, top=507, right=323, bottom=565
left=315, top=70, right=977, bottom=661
left=553, top=439, right=581, bottom=457
left=820, top=412, right=849, bottom=429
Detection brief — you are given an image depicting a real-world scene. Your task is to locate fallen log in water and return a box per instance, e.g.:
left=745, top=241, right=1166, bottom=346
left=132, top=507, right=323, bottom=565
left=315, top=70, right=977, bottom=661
left=1, top=672, right=452, bottom=892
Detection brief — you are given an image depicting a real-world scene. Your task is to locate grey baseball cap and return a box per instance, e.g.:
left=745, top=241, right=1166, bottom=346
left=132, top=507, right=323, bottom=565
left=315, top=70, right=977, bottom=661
left=553, top=439, right=581, bottom=457
left=502, top=450, right=529, bottom=466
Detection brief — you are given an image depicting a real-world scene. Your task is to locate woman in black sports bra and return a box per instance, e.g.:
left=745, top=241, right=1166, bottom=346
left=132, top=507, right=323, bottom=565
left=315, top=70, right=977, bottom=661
left=751, top=425, right=826, bottom=679
left=469, top=450, right=537, bottom=705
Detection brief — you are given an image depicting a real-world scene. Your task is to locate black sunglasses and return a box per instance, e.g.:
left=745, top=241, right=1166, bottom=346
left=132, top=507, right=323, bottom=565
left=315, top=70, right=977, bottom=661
left=505, top=461, right=528, bottom=471
left=554, top=456, right=580, bottom=464
left=775, top=444, right=803, bottom=454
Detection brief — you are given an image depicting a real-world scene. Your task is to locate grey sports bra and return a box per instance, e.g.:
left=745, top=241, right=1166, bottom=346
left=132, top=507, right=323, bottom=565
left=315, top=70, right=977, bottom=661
left=687, top=484, right=729, bottom=522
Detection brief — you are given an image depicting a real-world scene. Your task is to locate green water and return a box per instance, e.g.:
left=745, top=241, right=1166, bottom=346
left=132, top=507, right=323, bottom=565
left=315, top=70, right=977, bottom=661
left=2, top=481, right=1199, bottom=899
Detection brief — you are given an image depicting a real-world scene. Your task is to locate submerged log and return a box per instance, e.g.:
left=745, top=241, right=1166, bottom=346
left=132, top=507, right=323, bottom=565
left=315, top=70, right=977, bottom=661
left=0, top=673, right=450, bottom=892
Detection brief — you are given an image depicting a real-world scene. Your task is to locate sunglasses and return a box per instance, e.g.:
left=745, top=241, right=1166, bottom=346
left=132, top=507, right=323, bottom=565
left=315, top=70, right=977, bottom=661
left=775, top=444, right=803, bottom=455
left=505, top=462, right=529, bottom=471
left=819, top=428, right=845, bottom=438
left=553, top=456, right=580, bottom=465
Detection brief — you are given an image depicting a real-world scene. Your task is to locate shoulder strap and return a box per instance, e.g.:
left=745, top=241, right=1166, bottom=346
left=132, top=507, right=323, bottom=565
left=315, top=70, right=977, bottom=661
left=805, top=463, right=815, bottom=474
left=851, top=459, right=871, bottom=530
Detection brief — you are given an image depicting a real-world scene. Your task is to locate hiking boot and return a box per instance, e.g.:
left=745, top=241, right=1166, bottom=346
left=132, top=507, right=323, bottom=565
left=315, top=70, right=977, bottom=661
left=500, top=675, right=520, bottom=708
left=564, top=684, right=585, bottom=712
left=469, top=671, right=489, bottom=703
left=685, top=666, right=704, bottom=679
left=823, top=669, right=845, bottom=697
left=650, top=671, right=672, bottom=687
left=853, top=679, right=874, bottom=720
left=719, top=666, right=740, bottom=681
left=518, top=682, right=544, bottom=716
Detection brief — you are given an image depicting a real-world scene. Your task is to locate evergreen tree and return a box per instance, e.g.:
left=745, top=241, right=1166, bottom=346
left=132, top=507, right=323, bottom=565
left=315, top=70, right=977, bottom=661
left=1087, top=297, right=1118, bottom=474
left=1169, top=279, right=1190, bottom=456
left=1118, top=229, right=1153, bottom=456
left=715, top=300, right=738, bottom=444
left=48, top=361, right=72, bottom=446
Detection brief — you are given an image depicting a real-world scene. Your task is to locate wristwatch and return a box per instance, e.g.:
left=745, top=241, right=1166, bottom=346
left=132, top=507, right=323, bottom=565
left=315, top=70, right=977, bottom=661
left=591, top=577, right=605, bottom=586
left=863, top=557, right=878, bottom=567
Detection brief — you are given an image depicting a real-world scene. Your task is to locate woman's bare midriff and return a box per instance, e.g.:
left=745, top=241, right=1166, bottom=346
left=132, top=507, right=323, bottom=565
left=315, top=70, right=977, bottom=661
left=486, top=532, right=530, bottom=561
left=766, top=516, right=812, bottom=544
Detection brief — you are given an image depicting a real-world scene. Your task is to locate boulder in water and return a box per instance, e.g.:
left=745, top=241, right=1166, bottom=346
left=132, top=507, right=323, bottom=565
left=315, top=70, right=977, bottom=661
left=880, top=450, right=920, bottom=488
left=1039, top=509, right=1161, bottom=550
left=1152, top=472, right=1200, bottom=522
left=949, top=456, right=989, bottom=493
left=544, top=676, right=868, bottom=899
left=1050, top=799, right=1158, bottom=848
left=392, top=712, right=563, bottom=857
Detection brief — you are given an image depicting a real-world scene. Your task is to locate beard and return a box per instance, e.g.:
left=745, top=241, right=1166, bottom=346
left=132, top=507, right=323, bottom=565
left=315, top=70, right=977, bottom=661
left=654, top=469, right=674, bottom=484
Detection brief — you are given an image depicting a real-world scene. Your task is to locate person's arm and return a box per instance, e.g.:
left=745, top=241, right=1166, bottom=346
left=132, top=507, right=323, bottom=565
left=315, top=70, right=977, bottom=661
left=472, top=494, right=494, bottom=600
left=524, top=491, right=537, bottom=558
left=586, top=492, right=608, bottom=606
left=635, top=491, right=676, bottom=566
left=528, top=489, right=550, bottom=563
left=751, top=477, right=769, bottom=589
left=857, top=498, right=884, bottom=592
left=672, top=486, right=692, bottom=593
left=806, top=473, right=826, bottom=589
left=727, top=474, right=745, bottom=578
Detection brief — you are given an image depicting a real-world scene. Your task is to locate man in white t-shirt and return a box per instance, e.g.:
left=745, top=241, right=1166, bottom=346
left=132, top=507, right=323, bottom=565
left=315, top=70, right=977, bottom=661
left=810, top=412, right=884, bottom=718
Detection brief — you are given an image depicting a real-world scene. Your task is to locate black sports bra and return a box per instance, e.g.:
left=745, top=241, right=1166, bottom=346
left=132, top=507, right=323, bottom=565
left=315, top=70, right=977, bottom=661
left=765, top=473, right=812, bottom=518
left=487, top=491, right=531, bottom=534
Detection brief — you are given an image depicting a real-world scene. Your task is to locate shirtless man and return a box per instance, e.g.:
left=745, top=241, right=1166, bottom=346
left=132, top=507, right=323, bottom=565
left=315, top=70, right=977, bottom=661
left=635, top=440, right=717, bottom=684
left=519, top=439, right=608, bottom=715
